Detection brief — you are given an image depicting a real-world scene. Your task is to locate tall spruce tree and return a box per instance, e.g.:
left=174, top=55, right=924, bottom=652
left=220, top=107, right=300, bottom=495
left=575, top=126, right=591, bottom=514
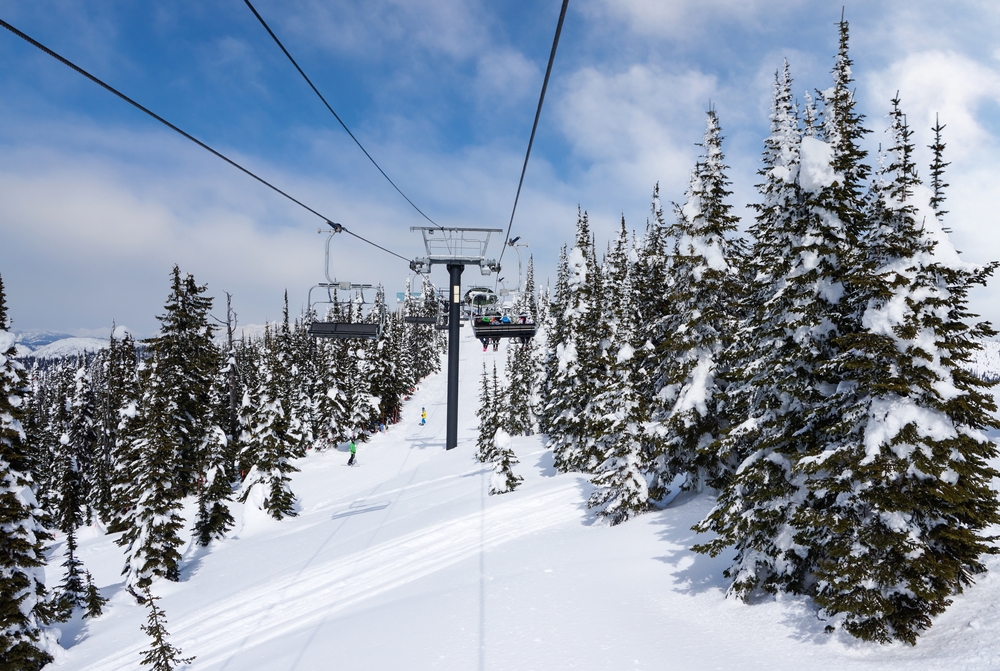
left=589, top=217, right=653, bottom=524
left=0, top=274, right=59, bottom=670
left=239, top=326, right=299, bottom=520
left=695, top=22, right=872, bottom=599
left=649, top=110, right=745, bottom=495
left=799, top=101, right=1000, bottom=644
left=120, top=267, right=219, bottom=595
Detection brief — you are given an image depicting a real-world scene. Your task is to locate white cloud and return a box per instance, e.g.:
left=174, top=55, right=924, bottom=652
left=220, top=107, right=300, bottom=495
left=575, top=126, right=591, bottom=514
left=583, top=0, right=806, bottom=39
left=275, top=0, right=489, bottom=60
left=474, top=49, right=540, bottom=110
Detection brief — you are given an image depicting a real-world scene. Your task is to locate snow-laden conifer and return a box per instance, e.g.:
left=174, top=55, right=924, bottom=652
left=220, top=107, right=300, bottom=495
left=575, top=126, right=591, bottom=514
left=548, top=211, right=609, bottom=472
left=695, top=24, right=872, bottom=598
left=799, top=100, right=1000, bottom=644
left=239, top=326, right=299, bottom=520
left=138, top=586, right=194, bottom=670
left=589, top=218, right=653, bottom=523
left=649, top=110, right=745, bottom=495
left=0, top=276, right=60, bottom=668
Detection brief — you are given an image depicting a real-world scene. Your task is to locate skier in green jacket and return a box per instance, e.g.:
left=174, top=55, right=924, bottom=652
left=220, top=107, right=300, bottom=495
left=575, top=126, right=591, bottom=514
left=347, top=440, right=357, bottom=466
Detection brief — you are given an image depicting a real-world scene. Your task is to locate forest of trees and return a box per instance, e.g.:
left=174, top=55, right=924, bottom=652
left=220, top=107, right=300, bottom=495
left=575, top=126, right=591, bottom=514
left=522, top=19, right=999, bottom=645
left=0, top=267, right=444, bottom=668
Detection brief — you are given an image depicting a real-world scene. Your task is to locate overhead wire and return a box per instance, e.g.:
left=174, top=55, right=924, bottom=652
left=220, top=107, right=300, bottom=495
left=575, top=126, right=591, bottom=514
left=0, top=16, right=414, bottom=266
left=243, top=0, right=444, bottom=230
left=496, top=0, right=570, bottom=272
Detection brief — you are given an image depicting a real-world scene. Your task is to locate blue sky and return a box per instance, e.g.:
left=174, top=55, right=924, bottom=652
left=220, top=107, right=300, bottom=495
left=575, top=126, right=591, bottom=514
left=1, top=0, right=999, bottom=337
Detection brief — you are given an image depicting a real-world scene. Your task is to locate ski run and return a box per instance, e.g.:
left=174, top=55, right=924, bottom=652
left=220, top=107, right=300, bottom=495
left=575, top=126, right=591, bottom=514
left=27, top=327, right=1000, bottom=671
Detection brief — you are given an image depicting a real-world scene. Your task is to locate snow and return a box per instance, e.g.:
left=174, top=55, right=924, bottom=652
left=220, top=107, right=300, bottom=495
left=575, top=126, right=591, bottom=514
left=28, top=337, right=108, bottom=359
left=798, top=136, right=838, bottom=192
left=0, top=330, right=14, bottom=354
left=863, top=396, right=958, bottom=464
left=42, top=326, right=1000, bottom=670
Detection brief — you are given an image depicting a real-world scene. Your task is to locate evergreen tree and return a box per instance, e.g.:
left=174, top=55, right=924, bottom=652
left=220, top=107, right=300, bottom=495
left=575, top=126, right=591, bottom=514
left=505, top=336, right=535, bottom=436
left=589, top=218, right=653, bottom=524
left=120, top=267, right=219, bottom=595
left=152, top=266, right=219, bottom=495
left=475, top=363, right=498, bottom=464
left=193, top=426, right=234, bottom=545
left=800, top=100, right=1000, bottom=644
left=695, top=23, right=872, bottom=599
left=138, top=587, right=194, bottom=670
left=488, top=428, right=522, bottom=496
left=239, top=326, right=299, bottom=520
left=548, top=211, right=609, bottom=472
left=105, top=330, right=142, bottom=533
left=119, top=359, right=188, bottom=595
left=0, top=274, right=59, bottom=670
left=650, top=110, right=745, bottom=495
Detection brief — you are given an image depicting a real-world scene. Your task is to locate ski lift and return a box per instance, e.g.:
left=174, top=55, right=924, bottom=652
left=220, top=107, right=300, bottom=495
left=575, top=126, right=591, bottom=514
left=469, top=236, right=536, bottom=343
left=463, top=286, right=500, bottom=316
left=402, top=283, right=466, bottom=331
left=471, top=313, right=537, bottom=344
left=307, top=225, right=387, bottom=339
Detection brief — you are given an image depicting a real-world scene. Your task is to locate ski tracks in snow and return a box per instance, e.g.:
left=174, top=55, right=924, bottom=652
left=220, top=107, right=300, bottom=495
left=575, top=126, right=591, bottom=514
left=78, top=482, right=581, bottom=671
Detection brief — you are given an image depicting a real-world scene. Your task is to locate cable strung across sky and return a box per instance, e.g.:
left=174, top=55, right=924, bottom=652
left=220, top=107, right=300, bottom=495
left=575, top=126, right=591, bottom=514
left=497, top=0, right=570, bottom=271
left=0, top=16, right=414, bottom=267
left=243, top=0, right=444, bottom=231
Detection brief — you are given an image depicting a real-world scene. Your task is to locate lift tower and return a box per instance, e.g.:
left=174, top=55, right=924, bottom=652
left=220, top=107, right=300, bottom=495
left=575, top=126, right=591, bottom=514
left=411, top=227, right=501, bottom=450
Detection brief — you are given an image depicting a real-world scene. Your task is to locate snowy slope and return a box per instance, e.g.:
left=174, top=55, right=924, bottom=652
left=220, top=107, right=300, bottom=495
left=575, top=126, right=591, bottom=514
left=48, top=326, right=1000, bottom=670
left=29, top=337, right=108, bottom=359
left=969, top=339, right=1000, bottom=380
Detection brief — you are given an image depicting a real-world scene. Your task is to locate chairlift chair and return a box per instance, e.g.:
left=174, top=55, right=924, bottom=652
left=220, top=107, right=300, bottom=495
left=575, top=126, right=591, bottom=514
left=307, top=225, right=387, bottom=339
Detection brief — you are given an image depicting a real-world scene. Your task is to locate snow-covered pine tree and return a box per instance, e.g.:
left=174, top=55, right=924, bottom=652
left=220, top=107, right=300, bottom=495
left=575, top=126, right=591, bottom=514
left=489, top=428, right=523, bottom=496
left=120, top=267, right=220, bottom=594
left=475, top=363, right=497, bottom=463
left=589, top=217, right=653, bottom=524
left=631, top=186, right=673, bottom=402
left=537, top=246, right=570, bottom=437
left=239, top=325, right=299, bottom=520
left=193, top=424, right=234, bottom=545
left=105, top=329, right=142, bottom=533
left=505, top=331, right=535, bottom=436
left=312, top=337, right=347, bottom=448
left=548, top=211, right=609, bottom=472
left=62, top=361, right=97, bottom=527
left=798, top=100, right=1000, bottom=644
left=694, top=23, right=872, bottom=599
left=0, top=274, right=60, bottom=669
left=55, top=523, right=87, bottom=618
left=708, top=61, right=803, bottom=483
left=649, top=109, right=745, bottom=495
left=138, top=586, right=194, bottom=670
left=119, top=359, right=189, bottom=594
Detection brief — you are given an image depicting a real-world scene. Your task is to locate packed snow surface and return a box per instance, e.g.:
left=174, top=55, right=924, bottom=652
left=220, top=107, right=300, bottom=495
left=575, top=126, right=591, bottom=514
left=44, top=327, right=1000, bottom=670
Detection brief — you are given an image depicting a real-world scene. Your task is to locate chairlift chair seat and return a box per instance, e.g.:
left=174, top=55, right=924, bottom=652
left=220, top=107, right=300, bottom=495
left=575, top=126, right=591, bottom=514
left=308, top=321, right=382, bottom=339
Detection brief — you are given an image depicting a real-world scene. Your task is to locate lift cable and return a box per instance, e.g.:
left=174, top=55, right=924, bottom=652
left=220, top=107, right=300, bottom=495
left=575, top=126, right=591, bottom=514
left=243, top=0, right=444, bottom=231
left=496, top=0, right=569, bottom=271
left=0, top=16, right=414, bottom=266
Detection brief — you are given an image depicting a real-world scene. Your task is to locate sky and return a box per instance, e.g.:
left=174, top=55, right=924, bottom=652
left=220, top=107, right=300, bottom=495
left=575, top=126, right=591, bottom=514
left=1, top=0, right=999, bottom=338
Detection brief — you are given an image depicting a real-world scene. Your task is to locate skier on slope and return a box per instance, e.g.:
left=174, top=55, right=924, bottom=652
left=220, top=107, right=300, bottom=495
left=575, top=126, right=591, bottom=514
left=421, top=407, right=427, bottom=425
left=347, top=439, right=357, bottom=466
